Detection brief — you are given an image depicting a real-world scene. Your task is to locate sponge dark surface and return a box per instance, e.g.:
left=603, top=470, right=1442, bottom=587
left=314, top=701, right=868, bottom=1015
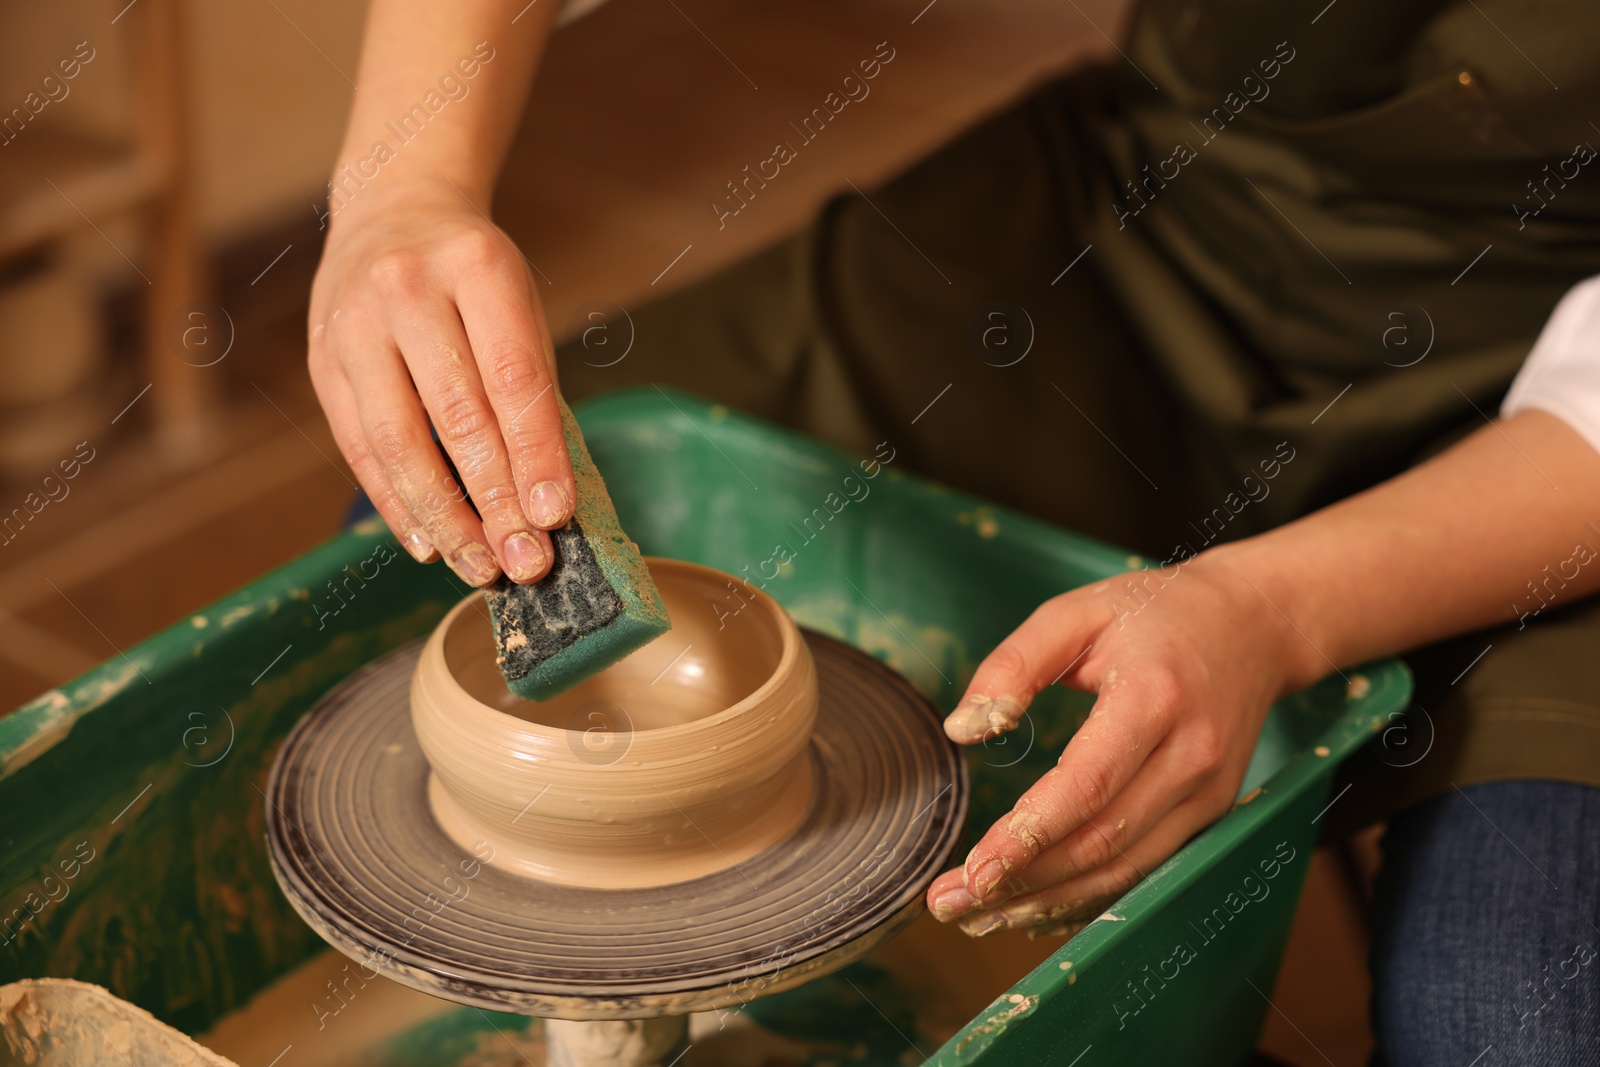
left=483, top=398, right=669, bottom=700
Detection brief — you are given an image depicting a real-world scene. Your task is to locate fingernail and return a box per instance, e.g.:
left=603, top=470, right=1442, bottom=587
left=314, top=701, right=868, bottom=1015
left=529, top=481, right=571, bottom=528
left=403, top=529, right=434, bottom=563
left=930, top=886, right=975, bottom=921
left=944, top=694, right=1026, bottom=745
left=449, top=543, right=501, bottom=587
left=967, top=858, right=1008, bottom=899
left=958, top=911, right=1009, bottom=938
left=503, top=533, right=547, bottom=583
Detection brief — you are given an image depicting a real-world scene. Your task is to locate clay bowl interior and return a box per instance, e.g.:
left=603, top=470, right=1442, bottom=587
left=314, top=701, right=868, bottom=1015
left=447, top=566, right=781, bottom=732
left=411, top=557, right=819, bottom=889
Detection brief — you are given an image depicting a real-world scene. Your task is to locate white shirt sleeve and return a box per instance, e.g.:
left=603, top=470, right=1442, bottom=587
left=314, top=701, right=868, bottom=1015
left=1501, top=274, right=1600, bottom=458
left=557, top=0, right=610, bottom=25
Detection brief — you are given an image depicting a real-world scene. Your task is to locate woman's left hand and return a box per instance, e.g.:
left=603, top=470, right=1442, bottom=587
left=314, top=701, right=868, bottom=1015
left=926, top=548, right=1318, bottom=938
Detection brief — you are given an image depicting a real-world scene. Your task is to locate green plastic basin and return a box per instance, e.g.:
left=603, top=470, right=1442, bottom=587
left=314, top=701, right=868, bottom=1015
left=0, top=387, right=1410, bottom=1065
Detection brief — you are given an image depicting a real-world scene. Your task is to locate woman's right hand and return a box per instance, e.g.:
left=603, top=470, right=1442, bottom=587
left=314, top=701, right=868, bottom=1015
left=308, top=178, right=574, bottom=588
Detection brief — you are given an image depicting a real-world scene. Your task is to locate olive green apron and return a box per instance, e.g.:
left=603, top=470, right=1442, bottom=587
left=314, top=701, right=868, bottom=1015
left=546, top=0, right=1600, bottom=823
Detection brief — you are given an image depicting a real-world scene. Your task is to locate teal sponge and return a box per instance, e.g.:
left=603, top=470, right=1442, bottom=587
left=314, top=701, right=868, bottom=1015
left=483, top=398, right=669, bottom=700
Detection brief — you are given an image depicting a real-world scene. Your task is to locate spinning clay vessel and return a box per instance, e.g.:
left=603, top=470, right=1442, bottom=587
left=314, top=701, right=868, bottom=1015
left=264, top=553, right=967, bottom=1021
left=414, top=558, right=818, bottom=889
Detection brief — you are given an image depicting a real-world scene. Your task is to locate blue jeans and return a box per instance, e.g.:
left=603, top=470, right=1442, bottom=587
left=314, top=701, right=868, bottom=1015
left=1371, top=780, right=1600, bottom=1065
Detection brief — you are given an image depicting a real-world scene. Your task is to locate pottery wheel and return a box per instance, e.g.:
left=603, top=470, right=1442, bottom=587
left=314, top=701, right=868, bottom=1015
left=264, top=630, right=968, bottom=1019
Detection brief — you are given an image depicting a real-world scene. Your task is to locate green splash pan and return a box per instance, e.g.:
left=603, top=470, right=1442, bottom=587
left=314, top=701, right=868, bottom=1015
left=0, top=387, right=1410, bottom=1066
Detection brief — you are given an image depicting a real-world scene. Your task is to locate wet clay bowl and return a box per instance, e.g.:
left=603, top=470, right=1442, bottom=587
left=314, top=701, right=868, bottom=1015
left=410, top=557, right=818, bottom=889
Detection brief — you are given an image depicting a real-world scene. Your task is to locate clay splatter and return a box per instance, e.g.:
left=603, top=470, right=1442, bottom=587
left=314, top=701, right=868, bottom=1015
left=1006, top=810, right=1049, bottom=852
left=2, top=661, right=148, bottom=775
left=945, top=695, right=1027, bottom=745
left=948, top=991, right=1039, bottom=1060
left=218, top=605, right=255, bottom=628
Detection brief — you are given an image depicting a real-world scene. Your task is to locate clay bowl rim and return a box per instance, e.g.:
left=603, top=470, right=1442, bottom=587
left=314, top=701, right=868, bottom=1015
left=429, top=555, right=808, bottom=742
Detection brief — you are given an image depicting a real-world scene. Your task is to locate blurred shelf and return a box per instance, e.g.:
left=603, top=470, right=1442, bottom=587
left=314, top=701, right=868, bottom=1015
left=0, top=0, right=217, bottom=454
left=0, top=128, right=164, bottom=261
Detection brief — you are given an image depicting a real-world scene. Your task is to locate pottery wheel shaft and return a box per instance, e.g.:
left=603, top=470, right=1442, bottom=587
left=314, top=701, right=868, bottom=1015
left=265, top=630, right=968, bottom=1019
